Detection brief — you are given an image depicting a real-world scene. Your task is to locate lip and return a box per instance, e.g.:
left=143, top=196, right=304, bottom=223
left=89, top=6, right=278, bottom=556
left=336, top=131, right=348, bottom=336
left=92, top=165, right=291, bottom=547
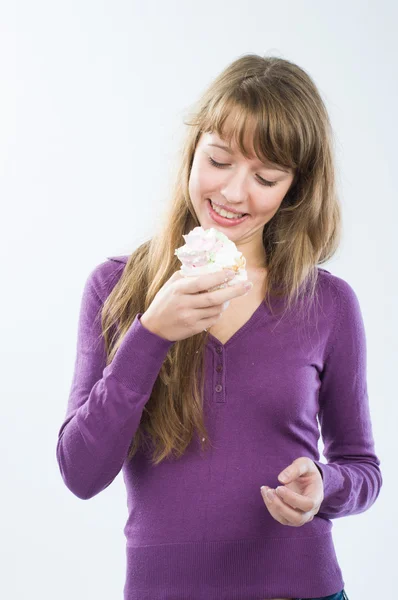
left=206, top=198, right=250, bottom=227
left=209, top=199, right=249, bottom=215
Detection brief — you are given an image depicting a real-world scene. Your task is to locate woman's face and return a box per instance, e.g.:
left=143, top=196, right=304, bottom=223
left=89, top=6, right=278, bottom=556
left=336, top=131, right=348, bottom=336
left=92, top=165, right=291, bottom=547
left=188, top=130, right=295, bottom=263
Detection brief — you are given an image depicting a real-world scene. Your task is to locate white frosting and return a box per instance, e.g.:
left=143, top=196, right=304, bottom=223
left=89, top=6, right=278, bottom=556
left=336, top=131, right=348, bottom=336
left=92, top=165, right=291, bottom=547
left=174, top=226, right=248, bottom=299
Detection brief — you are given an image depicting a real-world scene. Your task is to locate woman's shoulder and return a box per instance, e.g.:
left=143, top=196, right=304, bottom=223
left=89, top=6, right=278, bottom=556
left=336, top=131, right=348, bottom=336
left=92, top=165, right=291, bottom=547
left=84, top=255, right=130, bottom=302
left=316, top=266, right=363, bottom=323
left=106, top=254, right=129, bottom=264
left=317, top=266, right=360, bottom=298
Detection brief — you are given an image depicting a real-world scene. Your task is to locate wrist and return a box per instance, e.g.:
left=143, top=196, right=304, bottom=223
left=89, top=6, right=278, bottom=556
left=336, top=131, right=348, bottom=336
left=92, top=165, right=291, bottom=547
left=140, top=312, right=160, bottom=337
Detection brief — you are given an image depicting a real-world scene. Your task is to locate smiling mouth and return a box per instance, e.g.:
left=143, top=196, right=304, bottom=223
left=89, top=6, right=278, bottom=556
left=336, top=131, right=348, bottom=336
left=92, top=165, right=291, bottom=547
left=208, top=199, right=249, bottom=217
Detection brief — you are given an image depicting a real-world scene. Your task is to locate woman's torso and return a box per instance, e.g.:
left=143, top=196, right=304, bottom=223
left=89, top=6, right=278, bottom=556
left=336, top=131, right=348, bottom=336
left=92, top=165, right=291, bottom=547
left=208, top=267, right=324, bottom=600
left=210, top=268, right=289, bottom=600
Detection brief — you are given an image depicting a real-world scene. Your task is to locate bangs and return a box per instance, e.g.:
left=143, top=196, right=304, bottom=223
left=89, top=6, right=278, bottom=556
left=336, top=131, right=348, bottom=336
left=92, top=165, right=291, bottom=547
left=201, top=95, right=299, bottom=173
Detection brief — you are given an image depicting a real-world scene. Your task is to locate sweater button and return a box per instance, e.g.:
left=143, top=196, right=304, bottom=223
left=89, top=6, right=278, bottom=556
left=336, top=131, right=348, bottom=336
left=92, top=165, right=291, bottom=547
left=215, top=384, right=222, bottom=392
left=216, top=365, right=223, bottom=372
left=216, top=346, right=222, bottom=354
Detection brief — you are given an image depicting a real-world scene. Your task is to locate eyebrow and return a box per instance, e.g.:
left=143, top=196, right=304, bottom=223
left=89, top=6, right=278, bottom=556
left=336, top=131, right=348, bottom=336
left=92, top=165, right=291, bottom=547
left=207, top=143, right=290, bottom=173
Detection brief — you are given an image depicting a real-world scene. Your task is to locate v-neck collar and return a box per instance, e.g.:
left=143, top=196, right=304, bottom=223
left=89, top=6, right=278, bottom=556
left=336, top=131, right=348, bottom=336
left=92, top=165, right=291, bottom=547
left=205, top=298, right=272, bottom=349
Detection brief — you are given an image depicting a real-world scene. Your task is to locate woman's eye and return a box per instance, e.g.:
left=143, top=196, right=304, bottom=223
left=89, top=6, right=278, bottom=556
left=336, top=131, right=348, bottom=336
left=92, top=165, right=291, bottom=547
left=207, top=156, right=276, bottom=187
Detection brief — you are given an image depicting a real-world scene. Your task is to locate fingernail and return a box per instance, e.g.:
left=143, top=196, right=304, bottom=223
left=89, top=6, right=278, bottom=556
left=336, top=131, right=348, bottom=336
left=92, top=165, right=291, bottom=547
left=266, top=489, right=275, bottom=502
left=225, top=270, right=235, bottom=277
left=279, top=472, right=288, bottom=482
left=244, top=282, right=253, bottom=290
left=261, top=486, right=274, bottom=502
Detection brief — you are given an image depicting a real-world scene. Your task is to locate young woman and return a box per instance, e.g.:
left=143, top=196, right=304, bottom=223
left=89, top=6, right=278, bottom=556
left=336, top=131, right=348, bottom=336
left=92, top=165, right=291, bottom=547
left=56, top=54, right=382, bottom=600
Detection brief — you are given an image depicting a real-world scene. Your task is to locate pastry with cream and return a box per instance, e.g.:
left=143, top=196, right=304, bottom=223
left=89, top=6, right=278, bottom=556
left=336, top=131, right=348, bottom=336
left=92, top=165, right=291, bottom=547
left=174, top=226, right=248, bottom=308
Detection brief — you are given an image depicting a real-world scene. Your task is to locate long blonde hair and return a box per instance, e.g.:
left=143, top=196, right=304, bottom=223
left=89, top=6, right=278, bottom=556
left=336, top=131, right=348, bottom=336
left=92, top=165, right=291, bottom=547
left=100, top=53, right=342, bottom=466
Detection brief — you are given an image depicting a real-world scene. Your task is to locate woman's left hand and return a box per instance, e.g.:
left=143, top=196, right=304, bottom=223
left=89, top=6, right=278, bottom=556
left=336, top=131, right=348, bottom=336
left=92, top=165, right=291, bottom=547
left=261, top=457, right=324, bottom=527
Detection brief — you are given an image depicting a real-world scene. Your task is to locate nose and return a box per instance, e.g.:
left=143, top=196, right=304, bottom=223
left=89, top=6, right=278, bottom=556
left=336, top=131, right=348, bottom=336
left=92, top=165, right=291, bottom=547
left=219, top=169, right=249, bottom=205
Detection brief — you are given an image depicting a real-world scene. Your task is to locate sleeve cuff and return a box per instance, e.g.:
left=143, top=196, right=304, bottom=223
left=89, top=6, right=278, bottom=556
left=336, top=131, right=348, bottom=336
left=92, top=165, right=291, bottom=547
left=312, top=459, right=346, bottom=517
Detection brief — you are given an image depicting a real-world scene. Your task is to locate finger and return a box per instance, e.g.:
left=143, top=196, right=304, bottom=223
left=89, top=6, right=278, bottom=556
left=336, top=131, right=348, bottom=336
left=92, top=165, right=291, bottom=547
left=261, top=488, right=312, bottom=527
left=179, top=268, right=236, bottom=293
left=164, top=270, right=184, bottom=287
left=275, top=486, right=315, bottom=513
left=195, top=282, right=252, bottom=309
left=262, top=487, right=300, bottom=523
left=278, top=457, right=314, bottom=484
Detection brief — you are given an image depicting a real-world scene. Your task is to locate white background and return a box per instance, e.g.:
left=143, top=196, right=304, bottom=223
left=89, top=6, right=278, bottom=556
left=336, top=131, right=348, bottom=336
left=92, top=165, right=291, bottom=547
left=1, top=1, right=396, bottom=598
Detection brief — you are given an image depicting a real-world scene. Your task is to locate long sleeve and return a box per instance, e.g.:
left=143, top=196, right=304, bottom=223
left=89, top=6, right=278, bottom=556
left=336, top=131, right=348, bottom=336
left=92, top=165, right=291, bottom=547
left=56, top=261, right=174, bottom=500
left=313, top=277, right=383, bottom=519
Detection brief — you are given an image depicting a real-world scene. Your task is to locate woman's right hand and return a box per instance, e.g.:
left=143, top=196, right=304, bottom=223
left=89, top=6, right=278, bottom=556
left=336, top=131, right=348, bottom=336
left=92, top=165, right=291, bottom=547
left=140, top=269, right=253, bottom=342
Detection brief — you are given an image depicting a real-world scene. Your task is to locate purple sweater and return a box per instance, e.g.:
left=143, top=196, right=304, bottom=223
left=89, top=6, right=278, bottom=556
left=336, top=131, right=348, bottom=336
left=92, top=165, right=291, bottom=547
left=56, top=255, right=382, bottom=600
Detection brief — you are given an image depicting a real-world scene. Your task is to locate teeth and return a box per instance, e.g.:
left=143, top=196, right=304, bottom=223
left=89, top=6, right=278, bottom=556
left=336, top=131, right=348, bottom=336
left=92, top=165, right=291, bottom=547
left=210, top=200, right=244, bottom=219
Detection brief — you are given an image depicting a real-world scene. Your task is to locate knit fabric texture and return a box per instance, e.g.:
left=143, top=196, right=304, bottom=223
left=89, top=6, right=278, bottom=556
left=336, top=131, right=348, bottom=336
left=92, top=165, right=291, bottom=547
left=56, top=256, right=382, bottom=600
